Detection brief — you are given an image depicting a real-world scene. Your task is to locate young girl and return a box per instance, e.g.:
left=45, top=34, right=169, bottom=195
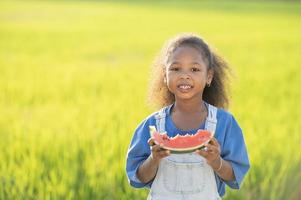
left=126, top=33, right=250, bottom=199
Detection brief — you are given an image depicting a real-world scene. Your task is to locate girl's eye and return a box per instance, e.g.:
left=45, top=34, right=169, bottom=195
left=170, top=66, right=179, bottom=71
left=191, top=67, right=200, bottom=72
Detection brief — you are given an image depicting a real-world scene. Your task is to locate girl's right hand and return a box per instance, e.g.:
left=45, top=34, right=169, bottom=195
left=148, top=138, right=170, bottom=162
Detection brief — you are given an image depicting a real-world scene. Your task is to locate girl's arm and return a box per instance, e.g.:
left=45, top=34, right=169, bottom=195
left=136, top=155, right=160, bottom=183
left=137, top=139, right=170, bottom=183
left=211, top=156, right=235, bottom=181
left=196, top=137, right=235, bottom=181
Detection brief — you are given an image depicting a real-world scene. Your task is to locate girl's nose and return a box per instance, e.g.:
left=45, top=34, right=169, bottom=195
left=180, top=71, right=191, bottom=79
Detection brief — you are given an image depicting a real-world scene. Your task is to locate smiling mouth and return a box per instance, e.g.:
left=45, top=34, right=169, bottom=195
left=177, top=84, right=193, bottom=90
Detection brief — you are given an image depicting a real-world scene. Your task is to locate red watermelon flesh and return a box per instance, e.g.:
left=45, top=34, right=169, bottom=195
left=149, top=126, right=213, bottom=153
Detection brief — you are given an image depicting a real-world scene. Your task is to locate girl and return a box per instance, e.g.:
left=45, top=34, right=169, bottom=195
left=126, top=33, right=250, bottom=199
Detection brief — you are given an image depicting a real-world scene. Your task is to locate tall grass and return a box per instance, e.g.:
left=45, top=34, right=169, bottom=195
left=0, top=0, right=301, bottom=199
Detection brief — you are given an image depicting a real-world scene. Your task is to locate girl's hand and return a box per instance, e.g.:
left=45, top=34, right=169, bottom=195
left=148, top=138, right=170, bottom=162
left=195, top=137, right=222, bottom=171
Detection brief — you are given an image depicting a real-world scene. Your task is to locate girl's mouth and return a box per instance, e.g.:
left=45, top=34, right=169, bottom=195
left=178, top=85, right=191, bottom=89
left=177, top=84, right=193, bottom=91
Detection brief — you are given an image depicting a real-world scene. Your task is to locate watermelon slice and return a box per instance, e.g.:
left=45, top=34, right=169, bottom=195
left=149, top=126, right=213, bottom=153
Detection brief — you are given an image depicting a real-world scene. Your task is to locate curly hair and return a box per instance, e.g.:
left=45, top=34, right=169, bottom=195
left=148, top=33, right=232, bottom=109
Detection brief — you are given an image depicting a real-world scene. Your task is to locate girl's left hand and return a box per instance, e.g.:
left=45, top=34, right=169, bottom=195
left=195, top=137, right=222, bottom=171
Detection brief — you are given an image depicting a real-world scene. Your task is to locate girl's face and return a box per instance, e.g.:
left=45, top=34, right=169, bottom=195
left=165, top=45, right=213, bottom=102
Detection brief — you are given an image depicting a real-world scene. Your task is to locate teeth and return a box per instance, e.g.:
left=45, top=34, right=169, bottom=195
left=179, top=85, right=191, bottom=89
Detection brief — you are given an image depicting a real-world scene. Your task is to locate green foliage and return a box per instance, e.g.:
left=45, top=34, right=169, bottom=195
left=0, top=0, right=300, bottom=199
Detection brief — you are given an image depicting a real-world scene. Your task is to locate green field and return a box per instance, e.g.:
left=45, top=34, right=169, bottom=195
left=1, top=0, right=301, bottom=199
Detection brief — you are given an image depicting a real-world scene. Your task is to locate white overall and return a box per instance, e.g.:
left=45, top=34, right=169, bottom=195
left=147, top=104, right=221, bottom=200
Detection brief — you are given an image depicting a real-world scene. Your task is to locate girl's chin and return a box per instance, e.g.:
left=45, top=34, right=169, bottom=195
left=174, top=92, right=202, bottom=101
left=175, top=94, right=194, bottom=100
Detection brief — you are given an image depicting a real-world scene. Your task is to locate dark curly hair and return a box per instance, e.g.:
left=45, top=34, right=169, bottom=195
left=148, top=33, right=232, bottom=109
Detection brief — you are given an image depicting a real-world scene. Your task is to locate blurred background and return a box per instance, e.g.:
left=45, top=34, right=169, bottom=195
left=0, top=0, right=301, bottom=199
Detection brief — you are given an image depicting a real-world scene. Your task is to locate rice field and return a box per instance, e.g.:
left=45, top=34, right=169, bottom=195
left=0, top=0, right=301, bottom=199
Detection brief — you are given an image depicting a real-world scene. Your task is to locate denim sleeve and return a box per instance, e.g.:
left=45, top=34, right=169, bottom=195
left=126, top=119, right=153, bottom=188
left=221, top=115, right=250, bottom=189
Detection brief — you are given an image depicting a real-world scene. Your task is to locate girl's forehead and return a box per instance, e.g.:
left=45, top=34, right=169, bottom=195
left=167, top=46, right=205, bottom=63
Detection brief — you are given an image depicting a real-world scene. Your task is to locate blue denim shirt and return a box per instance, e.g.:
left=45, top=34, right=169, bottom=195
left=126, top=105, right=250, bottom=197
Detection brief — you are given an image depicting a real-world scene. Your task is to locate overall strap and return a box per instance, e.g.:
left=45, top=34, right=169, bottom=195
left=154, top=106, right=170, bottom=133
left=205, top=104, right=218, bottom=135
left=155, top=104, right=217, bottom=134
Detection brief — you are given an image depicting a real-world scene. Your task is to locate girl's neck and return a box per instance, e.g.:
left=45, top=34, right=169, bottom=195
left=171, top=98, right=207, bottom=131
left=173, top=98, right=205, bottom=114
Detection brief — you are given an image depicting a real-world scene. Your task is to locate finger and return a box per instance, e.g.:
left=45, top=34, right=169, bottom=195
left=204, top=144, right=220, bottom=154
left=195, top=149, right=209, bottom=158
left=148, top=138, right=156, bottom=146
left=151, top=143, right=169, bottom=152
left=158, top=149, right=170, bottom=158
left=206, top=139, right=220, bottom=148
left=151, top=144, right=162, bottom=152
left=209, top=137, right=220, bottom=147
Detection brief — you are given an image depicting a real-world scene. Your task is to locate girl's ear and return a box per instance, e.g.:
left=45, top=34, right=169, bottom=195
left=207, top=69, right=214, bottom=86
